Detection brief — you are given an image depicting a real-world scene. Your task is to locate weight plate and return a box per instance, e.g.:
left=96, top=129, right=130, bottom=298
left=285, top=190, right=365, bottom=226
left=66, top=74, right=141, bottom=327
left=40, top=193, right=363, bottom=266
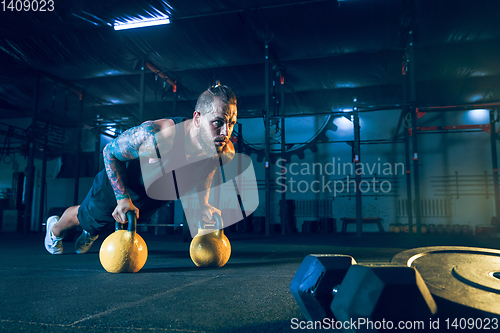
left=391, top=246, right=500, bottom=317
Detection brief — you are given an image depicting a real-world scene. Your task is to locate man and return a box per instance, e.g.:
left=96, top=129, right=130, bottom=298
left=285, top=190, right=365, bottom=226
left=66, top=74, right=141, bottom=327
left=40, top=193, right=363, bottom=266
left=45, top=83, right=237, bottom=254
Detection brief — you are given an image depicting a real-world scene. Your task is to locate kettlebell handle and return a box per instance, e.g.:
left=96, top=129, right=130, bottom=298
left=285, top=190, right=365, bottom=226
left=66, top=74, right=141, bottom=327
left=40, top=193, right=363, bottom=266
left=198, top=212, right=223, bottom=230
left=213, top=212, right=223, bottom=229
left=115, top=211, right=137, bottom=232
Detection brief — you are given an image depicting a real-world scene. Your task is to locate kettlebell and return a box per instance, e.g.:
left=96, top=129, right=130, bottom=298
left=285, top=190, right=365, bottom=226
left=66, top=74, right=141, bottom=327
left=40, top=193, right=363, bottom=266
left=99, top=211, right=148, bottom=273
left=189, top=212, right=231, bottom=267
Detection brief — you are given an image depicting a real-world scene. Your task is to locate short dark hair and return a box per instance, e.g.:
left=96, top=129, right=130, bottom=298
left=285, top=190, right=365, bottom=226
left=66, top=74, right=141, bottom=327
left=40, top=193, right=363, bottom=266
left=195, top=82, right=237, bottom=115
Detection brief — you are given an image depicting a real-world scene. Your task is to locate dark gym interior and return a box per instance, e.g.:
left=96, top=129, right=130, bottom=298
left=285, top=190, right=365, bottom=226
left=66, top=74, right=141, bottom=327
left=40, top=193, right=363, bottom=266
left=1, top=1, right=500, bottom=332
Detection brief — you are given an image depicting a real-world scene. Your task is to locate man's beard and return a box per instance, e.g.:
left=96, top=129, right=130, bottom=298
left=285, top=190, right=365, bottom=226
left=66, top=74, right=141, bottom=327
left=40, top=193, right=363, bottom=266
left=197, top=124, right=220, bottom=155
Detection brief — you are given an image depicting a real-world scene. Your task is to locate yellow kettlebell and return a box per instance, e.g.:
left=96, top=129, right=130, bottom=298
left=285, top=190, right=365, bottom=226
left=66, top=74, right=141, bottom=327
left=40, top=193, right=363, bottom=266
left=99, top=211, right=148, bottom=273
left=190, top=212, right=231, bottom=268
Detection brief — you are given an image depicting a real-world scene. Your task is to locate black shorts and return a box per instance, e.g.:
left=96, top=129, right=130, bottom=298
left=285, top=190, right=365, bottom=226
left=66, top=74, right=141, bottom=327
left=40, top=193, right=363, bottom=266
left=77, top=169, right=172, bottom=236
left=77, top=171, right=116, bottom=236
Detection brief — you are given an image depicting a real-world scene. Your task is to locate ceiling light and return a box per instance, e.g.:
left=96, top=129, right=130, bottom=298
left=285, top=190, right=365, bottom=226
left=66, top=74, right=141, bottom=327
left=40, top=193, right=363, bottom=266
left=114, top=15, right=170, bottom=31
left=105, top=126, right=116, bottom=136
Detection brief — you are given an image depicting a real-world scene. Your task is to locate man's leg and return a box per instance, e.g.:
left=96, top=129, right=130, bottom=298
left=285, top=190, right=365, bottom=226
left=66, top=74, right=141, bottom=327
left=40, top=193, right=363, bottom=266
left=45, top=205, right=81, bottom=254
left=52, top=205, right=80, bottom=237
left=45, top=205, right=103, bottom=254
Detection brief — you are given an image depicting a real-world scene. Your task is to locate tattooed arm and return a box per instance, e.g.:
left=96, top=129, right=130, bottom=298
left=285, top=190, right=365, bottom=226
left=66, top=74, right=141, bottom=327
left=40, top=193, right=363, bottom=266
left=103, top=120, right=174, bottom=223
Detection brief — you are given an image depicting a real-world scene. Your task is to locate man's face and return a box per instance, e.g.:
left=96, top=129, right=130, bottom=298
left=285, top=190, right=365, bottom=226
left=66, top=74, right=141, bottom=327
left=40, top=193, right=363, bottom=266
left=197, top=98, right=237, bottom=153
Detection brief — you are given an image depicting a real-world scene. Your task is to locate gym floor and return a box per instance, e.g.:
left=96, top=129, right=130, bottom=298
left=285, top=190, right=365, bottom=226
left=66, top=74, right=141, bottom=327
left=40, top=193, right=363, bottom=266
left=1, top=230, right=500, bottom=333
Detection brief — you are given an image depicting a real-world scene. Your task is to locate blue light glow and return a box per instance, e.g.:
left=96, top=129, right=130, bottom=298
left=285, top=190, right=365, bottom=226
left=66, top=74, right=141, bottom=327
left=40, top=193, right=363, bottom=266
left=465, top=109, right=490, bottom=124
left=334, top=116, right=354, bottom=130
left=469, top=94, right=484, bottom=102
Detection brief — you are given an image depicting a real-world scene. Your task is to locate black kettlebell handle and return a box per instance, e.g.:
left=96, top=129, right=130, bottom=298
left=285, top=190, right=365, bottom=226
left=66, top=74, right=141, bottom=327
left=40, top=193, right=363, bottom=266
left=198, top=212, right=223, bottom=230
left=115, top=211, right=137, bottom=232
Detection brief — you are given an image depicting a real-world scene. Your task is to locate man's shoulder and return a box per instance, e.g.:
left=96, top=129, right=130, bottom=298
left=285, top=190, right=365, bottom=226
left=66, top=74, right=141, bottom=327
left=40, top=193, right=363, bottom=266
left=133, top=119, right=177, bottom=154
left=153, top=117, right=190, bottom=132
left=150, top=119, right=178, bottom=139
left=153, top=118, right=175, bottom=128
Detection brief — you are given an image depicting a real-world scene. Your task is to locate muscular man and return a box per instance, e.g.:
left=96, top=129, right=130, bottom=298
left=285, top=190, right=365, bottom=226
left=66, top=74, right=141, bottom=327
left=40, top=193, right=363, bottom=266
left=45, top=83, right=237, bottom=254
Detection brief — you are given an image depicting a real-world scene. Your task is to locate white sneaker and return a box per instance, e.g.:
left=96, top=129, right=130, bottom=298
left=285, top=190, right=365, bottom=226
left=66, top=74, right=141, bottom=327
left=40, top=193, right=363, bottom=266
left=75, top=229, right=99, bottom=254
left=44, top=216, right=64, bottom=254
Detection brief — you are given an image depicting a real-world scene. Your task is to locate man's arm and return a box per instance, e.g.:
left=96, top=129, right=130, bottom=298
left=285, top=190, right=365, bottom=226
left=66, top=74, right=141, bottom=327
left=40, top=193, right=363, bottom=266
left=102, top=120, right=172, bottom=222
left=196, top=168, right=215, bottom=203
left=196, top=141, right=235, bottom=222
left=103, top=121, right=158, bottom=200
left=196, top=169, right=220, bottom=223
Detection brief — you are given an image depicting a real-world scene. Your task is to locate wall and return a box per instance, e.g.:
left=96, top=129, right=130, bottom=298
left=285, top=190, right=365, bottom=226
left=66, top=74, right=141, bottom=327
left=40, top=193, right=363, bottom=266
left=241, top=109, right=497, bottom=233
left=0, top=118, right=102, bottom=232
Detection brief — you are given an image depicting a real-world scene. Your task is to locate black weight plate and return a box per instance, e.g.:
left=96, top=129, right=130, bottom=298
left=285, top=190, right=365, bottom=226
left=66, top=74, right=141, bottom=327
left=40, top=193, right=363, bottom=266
left=391, top=246, right=500, bottom=317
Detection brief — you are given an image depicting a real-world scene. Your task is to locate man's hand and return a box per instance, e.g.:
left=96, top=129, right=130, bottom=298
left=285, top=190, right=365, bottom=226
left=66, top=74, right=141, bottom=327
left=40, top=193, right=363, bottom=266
left=199, top=203, right=221, bottom=223
left=113, top=198, right=140, bottom=224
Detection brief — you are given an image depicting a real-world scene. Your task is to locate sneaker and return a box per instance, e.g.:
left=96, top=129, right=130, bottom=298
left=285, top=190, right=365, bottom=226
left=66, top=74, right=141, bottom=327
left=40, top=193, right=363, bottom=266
left=44, top=216, right=64, bottom=254
left=75, top=229, right=99, bottom=254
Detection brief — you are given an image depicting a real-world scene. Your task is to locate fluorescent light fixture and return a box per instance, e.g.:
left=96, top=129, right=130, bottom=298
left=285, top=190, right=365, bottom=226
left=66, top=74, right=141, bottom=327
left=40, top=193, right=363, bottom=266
left=114, top=15, right=170, bottom=31
left=96, top=70, right=126, bottom=77
left=105, top=126, right=116, bottom=136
